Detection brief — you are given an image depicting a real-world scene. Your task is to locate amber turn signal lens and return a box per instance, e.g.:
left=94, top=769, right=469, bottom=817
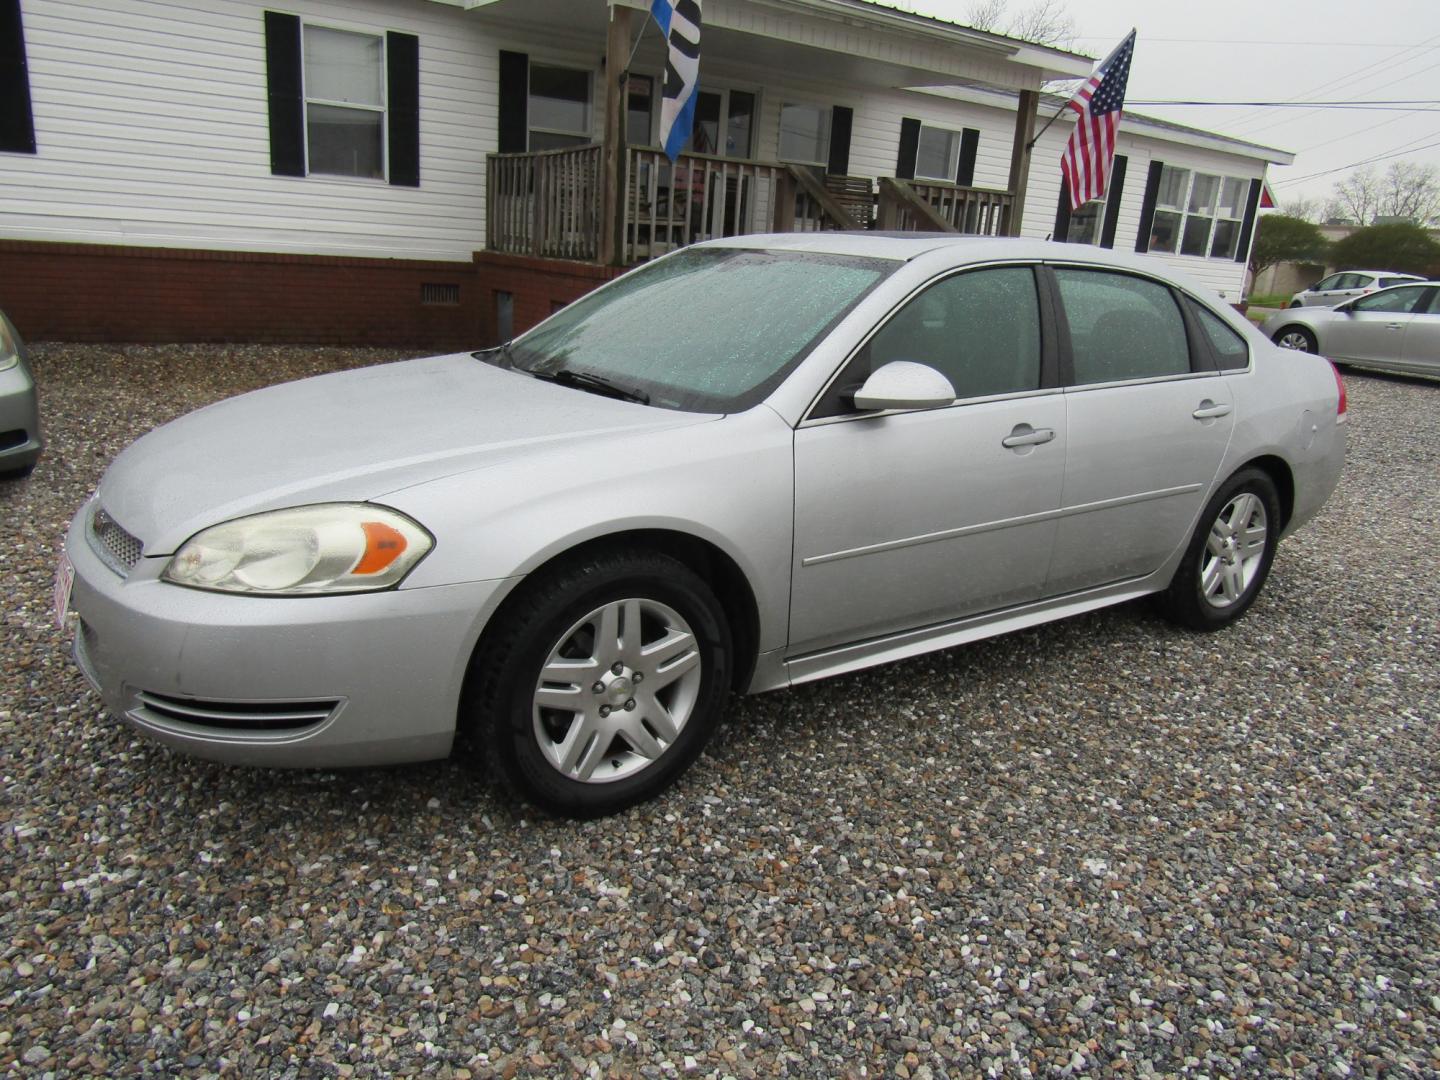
left=354, top=521, right=408, bottom=575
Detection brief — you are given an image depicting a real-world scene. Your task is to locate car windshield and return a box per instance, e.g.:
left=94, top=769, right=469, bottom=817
left=495, top=248, right=893, bottom=413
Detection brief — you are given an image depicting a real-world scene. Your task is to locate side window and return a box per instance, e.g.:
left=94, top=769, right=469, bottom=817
left=1352, top=286, right=1425, bottom=314
left=1055, top=268, right=1192, bottom=385
left=1426, top=288, right=1440, bottom=315
left=1334, top=273, right=1364, bottom=290
left=863, top=267, right=1041, bottom=400
left=1313, top=274, right=1341, bottom=291
left=1194, top=304, right=1250, bottom=370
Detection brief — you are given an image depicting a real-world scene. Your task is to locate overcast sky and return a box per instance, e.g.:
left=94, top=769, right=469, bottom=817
left=881, top=0, right=1440, bottom=213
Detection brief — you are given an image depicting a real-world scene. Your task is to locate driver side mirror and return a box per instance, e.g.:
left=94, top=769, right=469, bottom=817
left=852, top=361, right=956, bottom=412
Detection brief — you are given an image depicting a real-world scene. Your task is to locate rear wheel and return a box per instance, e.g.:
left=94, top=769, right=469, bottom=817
left=1157, top=468, right=1281, bottom=631
left=467, top=550, right=731, bottom=817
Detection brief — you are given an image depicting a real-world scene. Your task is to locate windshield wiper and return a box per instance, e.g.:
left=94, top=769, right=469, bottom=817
left=527, top=368, right=650, bottom=405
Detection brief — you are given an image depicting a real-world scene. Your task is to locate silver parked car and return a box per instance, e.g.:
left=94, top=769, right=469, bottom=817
left=0, top=309, right=42, bottom=479
left=57, top=236, right=1347, bottom=816
left=1262, top=281, right=1440, bottom=377
left=1288, top=269, right=1424, bottom=308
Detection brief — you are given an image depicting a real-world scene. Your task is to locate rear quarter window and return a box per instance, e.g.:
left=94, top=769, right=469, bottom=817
left=1193, top=304, right=1250, bottom=370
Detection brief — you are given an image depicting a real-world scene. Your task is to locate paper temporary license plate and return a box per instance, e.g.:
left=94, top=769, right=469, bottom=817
left=53, top=552, right=74, bottom=630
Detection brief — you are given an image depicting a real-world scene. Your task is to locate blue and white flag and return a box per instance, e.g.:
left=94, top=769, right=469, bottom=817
left=651, top=0, right=702, bottom=162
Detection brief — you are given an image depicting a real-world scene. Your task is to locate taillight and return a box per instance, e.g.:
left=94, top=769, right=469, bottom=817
left=1329, top=360, right=1347, bottom=420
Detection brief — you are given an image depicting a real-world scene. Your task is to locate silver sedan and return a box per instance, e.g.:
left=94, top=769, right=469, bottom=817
left=58, top=236, right=1346, bottom=817
left=1262, top=281, right=1440, bottom=377
left=0, top=309, right=42, bottom=479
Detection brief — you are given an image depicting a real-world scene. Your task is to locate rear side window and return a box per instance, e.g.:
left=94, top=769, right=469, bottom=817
left=1379, top=276, right=1417, bottom=289
left=1055, top=268, right=1192, bottom=384
left=1193, top=305, right=1249, bottom=370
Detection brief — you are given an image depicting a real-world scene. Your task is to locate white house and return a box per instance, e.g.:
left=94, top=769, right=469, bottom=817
left=0, top=0, right=1291, bottom=345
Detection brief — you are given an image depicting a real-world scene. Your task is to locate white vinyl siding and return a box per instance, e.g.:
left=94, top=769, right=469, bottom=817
left=1, top=0, right=597, bottom=262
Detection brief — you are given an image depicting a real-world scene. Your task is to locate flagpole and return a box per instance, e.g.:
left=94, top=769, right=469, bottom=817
left=1026, top=97, right=1073, bottom=151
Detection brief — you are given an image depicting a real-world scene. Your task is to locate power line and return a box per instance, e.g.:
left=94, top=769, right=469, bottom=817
left=1224, top=32, right=1440, bottom=133
left=1072, top=36, right=1436, bottom=48
left=1129, top=99, right=1440, bottom=107
left=1273, top=134, right=1440, bottom=186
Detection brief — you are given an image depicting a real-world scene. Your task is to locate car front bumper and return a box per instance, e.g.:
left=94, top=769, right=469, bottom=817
left=63, top=503, right=514, bottom=769
left=0, top=360, right=42, bottom=474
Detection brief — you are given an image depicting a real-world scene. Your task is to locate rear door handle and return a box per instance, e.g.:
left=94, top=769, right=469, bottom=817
left=1192, top=400, right=1232, bottom=420
left=1001, top=424, right=1056, bottom=448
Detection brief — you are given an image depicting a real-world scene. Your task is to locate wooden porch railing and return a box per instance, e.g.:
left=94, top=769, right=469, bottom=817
left=877, top=177, right=1013, bottom=236
left=485, top=145, right=1014, bottom=264
left=487, top=144, right=602, bottom=261
left=621, top=149, right=859, bottom=264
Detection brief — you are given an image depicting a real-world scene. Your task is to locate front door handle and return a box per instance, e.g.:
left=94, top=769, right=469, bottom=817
left=1192, top=400, right=1232, bottom=420
left=1001, top=424, right=1056, bottom=449
left=1386, top=322, right=1404, bottom=330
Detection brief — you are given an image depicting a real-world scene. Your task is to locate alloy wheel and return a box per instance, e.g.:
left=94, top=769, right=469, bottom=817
left=532, top=598, right=703, bottom=783
left=1200, top=493, right=1268, bottom=609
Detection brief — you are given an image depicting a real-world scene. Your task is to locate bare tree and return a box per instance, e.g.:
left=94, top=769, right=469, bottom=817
left=1329, top=166, right=1381, bottom=226
left=965, top=0, right=1075, bottom=46
left=1378, top=161, right=1440, bottom=226
left=1278, top=196, right=1323, bottom=224
left=1327, top=161, right=1440, bottom=226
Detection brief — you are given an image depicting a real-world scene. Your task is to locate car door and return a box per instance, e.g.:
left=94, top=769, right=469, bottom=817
left=1324, top=285, right=1429, bottom=364
left=1045, top=266, right=1235, bottom=596
left=789, top=265, right=1066, bottom=655
left=1401, top=286, right=1440, bottom=373
left=1303, top=273, right=1345, bottom=306
left=1316, top=272, right=1367, bottom=307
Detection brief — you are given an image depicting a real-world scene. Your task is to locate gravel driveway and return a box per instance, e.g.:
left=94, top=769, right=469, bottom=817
left=2, top=345, right=1437, bottom=1078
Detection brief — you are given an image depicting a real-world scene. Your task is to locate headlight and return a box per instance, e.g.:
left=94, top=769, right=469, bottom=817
left=0, top=317, right=19, bottom=373
left=164, top=504, right=433, bottom=595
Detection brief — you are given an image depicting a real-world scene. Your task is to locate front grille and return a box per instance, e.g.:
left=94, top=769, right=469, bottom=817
left=90, top=506, right=143, bottom=574
left=131, top=691, right=339, bottom=732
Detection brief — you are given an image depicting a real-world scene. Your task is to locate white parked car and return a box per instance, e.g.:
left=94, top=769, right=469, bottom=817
left=58, top=236, right=1347, bottom=817
left=1288, top=270, right=1424, bottom=308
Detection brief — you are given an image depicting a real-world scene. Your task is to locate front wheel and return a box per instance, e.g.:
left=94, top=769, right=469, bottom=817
left=1156, top=468, right=1281, bottom=631
left=466, top=550, right=731, bottom=817
left=1273, top=325, right=1318, bottom=353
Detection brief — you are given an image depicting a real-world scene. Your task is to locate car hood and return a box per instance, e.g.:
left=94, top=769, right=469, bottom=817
left=97, top=353, right=712, bottom=554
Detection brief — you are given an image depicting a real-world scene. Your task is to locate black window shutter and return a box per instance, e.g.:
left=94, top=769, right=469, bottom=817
left=896, top=117, right=920, bottom=180
left=0, top=0, right=35, bottom=154
left=1135, top=159, right=1164, bottom=253
left=264, top=11, right=304, bottom=176
left=1235, top=178, right=1263, bottom=263
left=1100, top=153, right=1127, bottom=249
left=955, top=127, right=979, bottom=187
left=827, top=105, right=853, bottom=175
left=386, top=32, right=419, bottom=186
left=1053, top=182, right=1072, bottom=242
left=498, top=50, right=528, bottom=153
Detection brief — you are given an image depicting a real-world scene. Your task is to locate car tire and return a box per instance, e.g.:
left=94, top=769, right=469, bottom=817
left=0, top=463, right=35, bottom=482
left=1272, top=325, right=1318, bottom=353
left=466, top=549, right=731, bottom=818
left=1156, top=467, right=1281, bottom=632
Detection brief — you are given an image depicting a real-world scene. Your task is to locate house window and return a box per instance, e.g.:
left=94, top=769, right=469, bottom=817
left=627, top=75, right=653, bottom=146
left=304, top=25, right=386, bottom=180
left=915, top=126, right=961, bottom=182
left=779, top=103, right=829, bottom=166
left=1149, top=166, right=1249, bottom=260
left=1066, top=199, right=1105, bottom=245
left=1, top=0, right=37, bottom=154
left=529, top=64, right=592, bottom=150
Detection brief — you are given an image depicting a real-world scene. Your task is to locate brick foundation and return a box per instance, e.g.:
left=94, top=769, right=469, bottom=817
left=0, top=240, right=622, bottom=348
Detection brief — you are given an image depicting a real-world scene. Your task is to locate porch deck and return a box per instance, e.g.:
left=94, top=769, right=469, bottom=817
left=485, top=145, right=1016, bottom=266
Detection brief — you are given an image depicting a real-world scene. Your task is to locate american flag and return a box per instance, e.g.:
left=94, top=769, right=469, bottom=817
left=1060, top=30, right=1135, bottom=211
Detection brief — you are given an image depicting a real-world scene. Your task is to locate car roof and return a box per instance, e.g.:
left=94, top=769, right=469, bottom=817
left=698, top=231, right=1223, bottom=302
